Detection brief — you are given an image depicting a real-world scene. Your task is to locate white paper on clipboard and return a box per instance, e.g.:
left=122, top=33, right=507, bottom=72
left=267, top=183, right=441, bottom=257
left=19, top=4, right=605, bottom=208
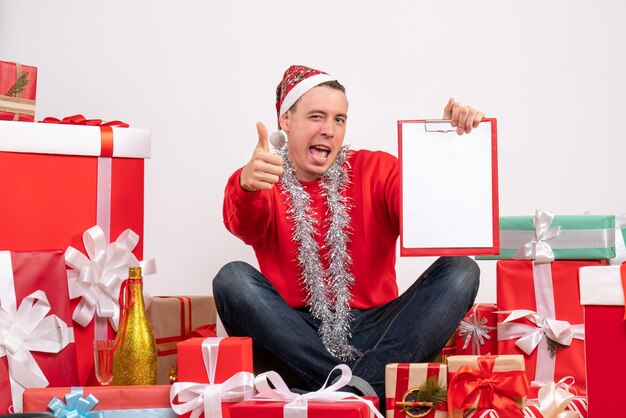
left=398, top=119, right=498, bottom=256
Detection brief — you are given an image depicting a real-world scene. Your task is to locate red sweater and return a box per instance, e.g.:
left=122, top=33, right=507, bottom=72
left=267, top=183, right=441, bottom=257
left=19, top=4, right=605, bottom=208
left=223, top=149, right=400, bottom=309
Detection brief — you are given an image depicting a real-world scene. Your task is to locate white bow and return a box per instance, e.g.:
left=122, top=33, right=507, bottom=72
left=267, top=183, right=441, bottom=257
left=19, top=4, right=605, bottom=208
left=0, top=290, right=73, bottom=411
left=170, top=337, right=254, bottom=418
left=458, top=309, right=495, bottom=355
left=497, top=310, right=584, bottom=355
left=254, top=364, right=384, bottom=418
left=534, top=379, right=580, bottom=418
left=65, top=225, right=156, bottom=331
left=512, top=210, right=561, bottom=263
left=170, top=371, right=255, bottom=418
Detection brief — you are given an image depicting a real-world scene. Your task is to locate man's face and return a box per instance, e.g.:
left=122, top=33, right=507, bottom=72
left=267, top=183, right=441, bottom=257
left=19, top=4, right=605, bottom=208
left=279, top=85, right=348, bottom=182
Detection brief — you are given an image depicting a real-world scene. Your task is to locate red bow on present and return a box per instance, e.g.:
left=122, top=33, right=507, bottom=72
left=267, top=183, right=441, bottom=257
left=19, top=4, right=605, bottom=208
left=40, top=114, right=129, bottom=157
left=41, top=114, right=129, bottom=127
left=448, top=356, right=529, bottom=418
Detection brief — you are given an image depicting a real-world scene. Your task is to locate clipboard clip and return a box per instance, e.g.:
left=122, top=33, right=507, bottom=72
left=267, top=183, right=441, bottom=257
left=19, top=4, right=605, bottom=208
left=424, top=120, right=457, bottom=133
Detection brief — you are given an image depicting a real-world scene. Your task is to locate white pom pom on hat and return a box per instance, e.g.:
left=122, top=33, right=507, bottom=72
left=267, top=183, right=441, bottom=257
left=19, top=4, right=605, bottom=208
left=270, top=65, right=335, bottom=149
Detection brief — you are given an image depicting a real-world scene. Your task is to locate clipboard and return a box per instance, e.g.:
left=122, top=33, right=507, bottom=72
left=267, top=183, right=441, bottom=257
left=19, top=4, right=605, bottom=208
left=398, top=118, right=499, bottom=256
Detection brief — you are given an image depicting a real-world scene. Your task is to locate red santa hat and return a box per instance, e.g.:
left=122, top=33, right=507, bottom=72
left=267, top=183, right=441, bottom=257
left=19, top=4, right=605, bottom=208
left=270, top=65, right=335, bottom=149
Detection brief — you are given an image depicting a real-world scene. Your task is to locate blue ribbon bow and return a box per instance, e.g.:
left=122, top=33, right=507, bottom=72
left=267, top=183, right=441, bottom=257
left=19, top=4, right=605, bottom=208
left=48, top=388, right=104, bottom=418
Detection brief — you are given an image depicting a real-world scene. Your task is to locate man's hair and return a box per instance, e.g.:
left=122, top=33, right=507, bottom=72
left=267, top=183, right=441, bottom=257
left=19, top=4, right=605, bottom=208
left=288, top=80, right=346, bottom=113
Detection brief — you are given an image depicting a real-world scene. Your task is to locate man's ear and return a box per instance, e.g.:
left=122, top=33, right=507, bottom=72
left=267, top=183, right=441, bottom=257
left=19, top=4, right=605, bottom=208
left=279, top=112, right=290, bottom=132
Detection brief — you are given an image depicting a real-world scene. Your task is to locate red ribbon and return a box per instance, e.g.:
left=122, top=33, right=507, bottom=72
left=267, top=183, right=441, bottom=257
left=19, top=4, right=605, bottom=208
left=41, top=114, right=129, bottom=157
left=448, top=356, right=529, bottom=417
left=113, top=278, right=140, bottom=352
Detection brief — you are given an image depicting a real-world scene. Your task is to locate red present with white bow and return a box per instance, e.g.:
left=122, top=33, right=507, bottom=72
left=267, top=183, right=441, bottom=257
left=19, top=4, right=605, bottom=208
left=0, top=118, right=151, bottom=385
left=171, top=337, right=254, bottom=418
left=385, top=363, right=447, bottom=418
left=65, top=225, right=156, bottom=386
left=0, top=250, right=78, bottom=414
left=230, top=365, right=382, bottom=418
left=496, top=260, right=603, bottom=396
left=456, top=304, right=497, bottom=356
left=579, top=264, right=626, bottom=417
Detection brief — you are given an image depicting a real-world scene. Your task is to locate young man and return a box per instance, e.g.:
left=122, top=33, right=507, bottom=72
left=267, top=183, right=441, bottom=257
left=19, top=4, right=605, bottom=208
left=214, top=65, right=482, bottom=402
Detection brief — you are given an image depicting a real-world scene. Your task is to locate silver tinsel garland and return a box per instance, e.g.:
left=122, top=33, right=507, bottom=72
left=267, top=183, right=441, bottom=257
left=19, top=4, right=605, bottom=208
left=278, top=145, right=361, bottom=361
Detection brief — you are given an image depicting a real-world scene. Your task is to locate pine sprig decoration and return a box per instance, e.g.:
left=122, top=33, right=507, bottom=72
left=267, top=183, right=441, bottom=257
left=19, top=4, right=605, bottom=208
left=412, top=376, right=447, bottom=404
left=546, top=338, right=568, bottom=359
left=5, top=72, right=29, bottom=97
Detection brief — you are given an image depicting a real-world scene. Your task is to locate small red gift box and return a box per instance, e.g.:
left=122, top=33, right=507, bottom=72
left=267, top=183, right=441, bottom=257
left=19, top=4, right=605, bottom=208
left=23, top=385, right=172, bottom=416
left=0, top=251, right=79, bottom=414
left=0, top=118, right=151, bottom=386
left=172, top=337, right=254, bottom=418
left=579, top=264, right=626, bottom=418
left=456, top=303, right=497, bottom=356
left=385, top=363, right=447, bottom=418
left=231, top=365, right=381, bottom=418
left=496, top=260, right=603, bottom=395
left=177, top=337, right=253, bottom=383
left=147, top=296, right=217, bottom=384
left=230, top=397, right=380, bottom=418
left=0, top=61, right=37, bottom=121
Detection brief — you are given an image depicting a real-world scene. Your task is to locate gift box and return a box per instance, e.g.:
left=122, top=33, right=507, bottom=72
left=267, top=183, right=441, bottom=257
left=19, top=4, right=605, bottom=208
left=231, top=364, right=382, bottom=418
left=456, top=304, right=497, bottom=356
left=177, top=337, right=253, bottom=383
left=579, top=264, right=626, bottom=418
left=23, top=385, right=176, bottom=417
left=0, top=118, right=151, bottom=385
left=230, top=397, right=380, bottom=418
left=0, top=61, right=37, bottom=121
left=496, top=260, right=603, bottom=395
left=477, top=211, right=615, bottom=261
left=0, top=250, right=79, bottom=414
left=171, top=337, right=255, bottom=418
left=447, top=355, right=528, bottom=418
left=148, top=296, right=217, bottom=384
left=385, top=363, right=447, bottom=418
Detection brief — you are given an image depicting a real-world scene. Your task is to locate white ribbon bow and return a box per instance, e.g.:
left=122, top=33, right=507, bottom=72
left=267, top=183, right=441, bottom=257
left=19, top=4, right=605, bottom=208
left=65, top=225, right=156, bottom=331
left=170, top=337, right=255, bottom=418
left=0, top=290, right=73, bottom=411
left=458, top=309, right=495, bottom=355
left=170, top=372, right=255, bottom=418
left=254, top=364, right=384, bottom=418
left=534, top=378, right=580, bottom=418
left=512, top=210, right=561, bottom=263
left=497, top=309, right=584, bottom=355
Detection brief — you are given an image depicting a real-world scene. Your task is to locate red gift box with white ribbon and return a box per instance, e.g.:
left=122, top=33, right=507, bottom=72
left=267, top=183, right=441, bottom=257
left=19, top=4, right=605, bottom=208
left=0, top=117, right=151, bottom=386
left=496, top=260, right=603, bottom=396
left=0, top=250, right=78, bottom=414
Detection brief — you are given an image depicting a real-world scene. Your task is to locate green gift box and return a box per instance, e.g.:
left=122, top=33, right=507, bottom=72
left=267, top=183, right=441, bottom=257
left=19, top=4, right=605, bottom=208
left=477, top=211, right=615, bottom=260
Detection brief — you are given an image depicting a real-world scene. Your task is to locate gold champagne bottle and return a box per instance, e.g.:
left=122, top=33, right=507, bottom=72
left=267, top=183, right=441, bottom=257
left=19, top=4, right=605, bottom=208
left=112, top=266, right=157, bottom=385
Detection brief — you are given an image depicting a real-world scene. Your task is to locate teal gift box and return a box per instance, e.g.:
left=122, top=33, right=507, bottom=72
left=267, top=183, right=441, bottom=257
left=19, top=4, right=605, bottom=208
left=477, top=211, right=615, bottom=261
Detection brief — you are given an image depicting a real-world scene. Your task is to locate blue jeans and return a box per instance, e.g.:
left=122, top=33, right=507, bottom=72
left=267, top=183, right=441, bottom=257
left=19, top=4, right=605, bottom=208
left=212, top=256, right=479, bottom=405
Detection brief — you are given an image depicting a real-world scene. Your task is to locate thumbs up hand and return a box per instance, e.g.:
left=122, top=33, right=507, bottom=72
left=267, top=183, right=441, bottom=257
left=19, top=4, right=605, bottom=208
left=240, top=122, right=285, bottom=192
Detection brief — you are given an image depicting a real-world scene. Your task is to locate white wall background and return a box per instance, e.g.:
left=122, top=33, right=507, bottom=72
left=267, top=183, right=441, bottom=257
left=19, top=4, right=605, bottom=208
left=1, top=0, right=625, bottom=304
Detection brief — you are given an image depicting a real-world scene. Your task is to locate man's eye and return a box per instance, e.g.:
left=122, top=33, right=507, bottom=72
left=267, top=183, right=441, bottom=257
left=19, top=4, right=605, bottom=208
left=336, top=118, right=345, bottom=124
